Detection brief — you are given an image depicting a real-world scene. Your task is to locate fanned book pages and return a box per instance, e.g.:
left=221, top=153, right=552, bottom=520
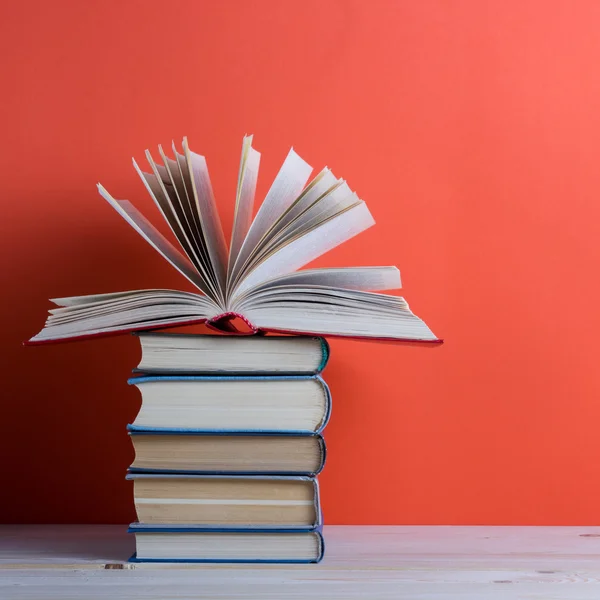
left=27, top=136, right=440, bottom=344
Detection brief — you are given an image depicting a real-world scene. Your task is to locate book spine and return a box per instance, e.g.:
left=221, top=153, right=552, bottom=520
left=312, top=478, right=322, bottom=527
left=205, top=312, right=258, bottom=334
left=315, top=528, right=325, bottom=563
left=316, top=337, right=330, bottom=373
left=316, top=435, right=327, bottom=476
left=315, top=375, right=332, bottom=434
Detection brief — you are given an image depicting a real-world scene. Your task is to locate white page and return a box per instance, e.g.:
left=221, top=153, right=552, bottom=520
left=237, top=285, right=407, bottom=311
left=172, top=143, right=213, bottom=267
left=253, top=183, right=357, bottom=263
left=241, top=267, right=401, bottom=297
left=133, top=159, right=190, bottom=254
left=156, top=148, right=221, bottom=294
left=31, top=307, right=213, bottom=342
left=48, top=301, right=202, bottom=325
left=244, top=300, right=438, bottom=341
left=232, top=201, right=375, bottom=298
left=172, top=142, right=202, bottom=239
left=144, top=150, right=194, bottom=246
left=34, top=288, right=218, bottom=342
left=158, top=147, right=198, bottom=243
left=182, top=138, right=228, bottom=295
left=97, top=184, right=210, bottom=293
left=50, top=289, right=189, bottom=307
left=228, top=135, right=260, bottom=282
left=132, top=158, right=219, bottom=299
left=230, top=178, right=347, bottom=288
left=269, top=168, right=338, bottom=234
left=231, top=148, right=312, bottom=282
left=161, top=154, right=187, bottom=200
left=154, top=163, right=170, bottom=183
left=238, top=170, right=340, bottom=273
left=49, top=289, right=215, bottom=318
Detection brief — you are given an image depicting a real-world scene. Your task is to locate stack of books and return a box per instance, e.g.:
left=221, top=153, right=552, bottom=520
left=27, top=136, right=440, bottom=563
left=126, top=332, right=330, bottom=563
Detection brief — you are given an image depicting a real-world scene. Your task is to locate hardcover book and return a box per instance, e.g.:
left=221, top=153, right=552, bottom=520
left=133, top=332, right=329, bottom=375
left=126, top=473, right=322, bottom=529
left=27, top=136, right=440, bottom=344
left=127, top=374, right=331, bottom=434
left=129, top=431, right=326, bottom=476
left=128, top=527, right=324, bottom=564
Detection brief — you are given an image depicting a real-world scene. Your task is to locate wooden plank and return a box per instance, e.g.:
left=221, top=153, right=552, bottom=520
left=3, top=571, right=600, bottom=600
left=1, top=526, right=600, bottom=598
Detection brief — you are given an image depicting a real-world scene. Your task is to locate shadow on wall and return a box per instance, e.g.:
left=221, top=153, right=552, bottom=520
left=3, top=191, right=198, bottom=523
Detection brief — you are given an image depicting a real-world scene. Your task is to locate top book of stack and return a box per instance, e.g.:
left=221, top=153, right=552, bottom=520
left=133, top=332, right=329, bottom=376
left=27, top=136, right=440, bottom=345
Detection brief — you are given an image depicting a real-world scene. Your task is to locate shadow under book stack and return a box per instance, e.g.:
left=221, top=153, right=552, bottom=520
left=126, top=332, right=330, bottom=564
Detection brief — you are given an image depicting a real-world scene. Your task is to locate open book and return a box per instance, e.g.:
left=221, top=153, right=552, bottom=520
left=28, top=136, right=440, bottom=344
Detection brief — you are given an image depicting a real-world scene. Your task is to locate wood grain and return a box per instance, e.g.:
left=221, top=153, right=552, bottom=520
left=2, top=525, right=600, bottom=598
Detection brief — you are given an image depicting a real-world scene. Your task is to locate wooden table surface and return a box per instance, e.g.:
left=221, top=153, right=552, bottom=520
left=1, top=525, right=600, bottom=598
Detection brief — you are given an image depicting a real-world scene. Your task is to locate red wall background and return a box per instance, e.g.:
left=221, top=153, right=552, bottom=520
left=3, top=0, right=600, bottom=524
